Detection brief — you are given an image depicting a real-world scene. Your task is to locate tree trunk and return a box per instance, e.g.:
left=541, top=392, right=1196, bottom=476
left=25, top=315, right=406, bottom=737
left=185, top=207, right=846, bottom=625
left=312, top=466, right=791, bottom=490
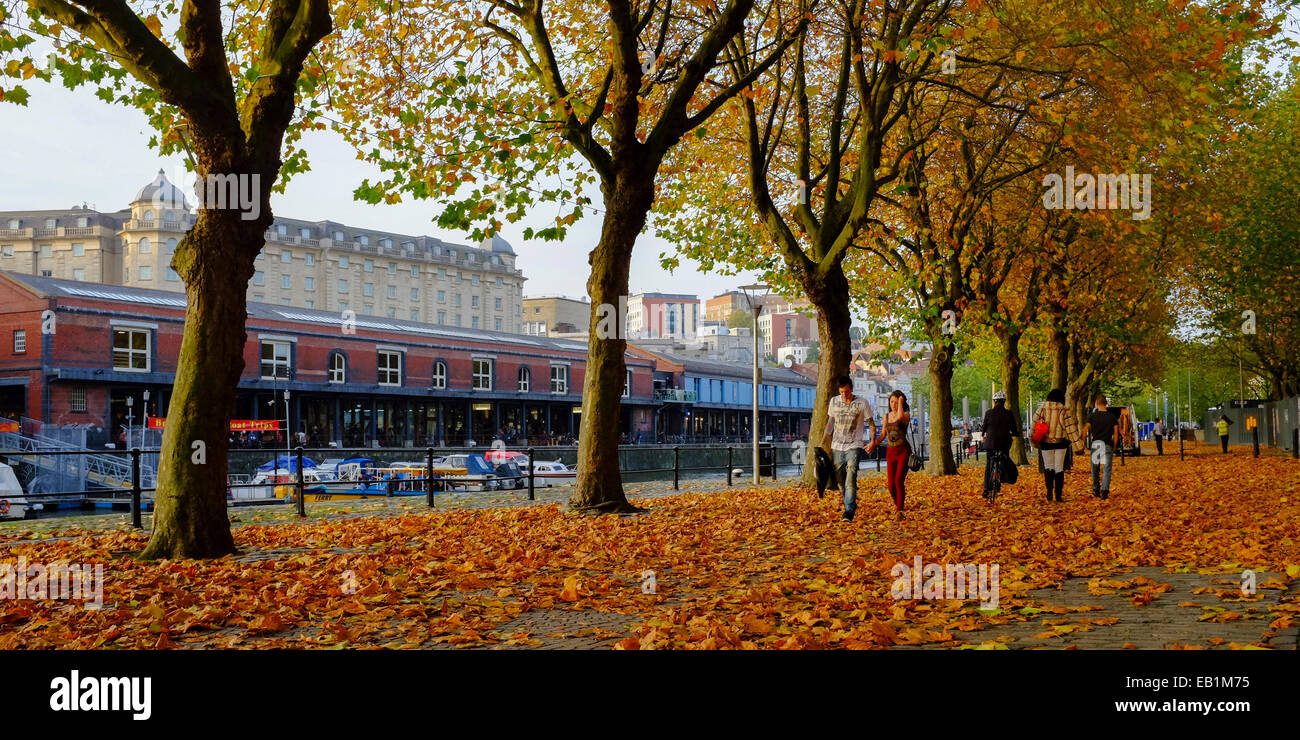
left=568, top=173, right=654, bottom=514
left=926, top=339, right=958, bottom=475
left=999, top=329, right=1028, bottom=465
left=1049, top=325, right=1069, bottom=391
left=141, top=208, right=265, bottom=559
left=799, top=262, right=853, bottom=484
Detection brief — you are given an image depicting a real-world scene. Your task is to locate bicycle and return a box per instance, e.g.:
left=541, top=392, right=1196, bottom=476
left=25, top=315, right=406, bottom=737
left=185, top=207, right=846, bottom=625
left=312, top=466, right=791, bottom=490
left=983, top=448, right=1003, bottom=504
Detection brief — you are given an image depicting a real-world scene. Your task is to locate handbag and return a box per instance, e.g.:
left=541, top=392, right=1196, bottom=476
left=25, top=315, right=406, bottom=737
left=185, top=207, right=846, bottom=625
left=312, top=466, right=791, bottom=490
left=1000, top=452, right=1019, bottom=485
left=907, top=427, right=924, bottom=472
left=1031, top=420, right=1049, bottom=447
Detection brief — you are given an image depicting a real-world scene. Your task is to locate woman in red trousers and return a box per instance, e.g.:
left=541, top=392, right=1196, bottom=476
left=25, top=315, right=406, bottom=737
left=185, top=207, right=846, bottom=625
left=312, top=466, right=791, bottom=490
left=868, top=390, right=912, bottom=520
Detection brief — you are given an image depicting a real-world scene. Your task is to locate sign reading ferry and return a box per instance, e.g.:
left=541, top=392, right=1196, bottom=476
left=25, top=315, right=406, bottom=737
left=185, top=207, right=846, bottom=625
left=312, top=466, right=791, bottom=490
left=147, top=417, right=280, bottom=431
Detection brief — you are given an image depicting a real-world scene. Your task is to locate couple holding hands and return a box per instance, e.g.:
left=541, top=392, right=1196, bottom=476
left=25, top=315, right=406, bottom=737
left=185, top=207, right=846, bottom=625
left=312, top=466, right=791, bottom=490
left=821, top=375, right=912, bottom=522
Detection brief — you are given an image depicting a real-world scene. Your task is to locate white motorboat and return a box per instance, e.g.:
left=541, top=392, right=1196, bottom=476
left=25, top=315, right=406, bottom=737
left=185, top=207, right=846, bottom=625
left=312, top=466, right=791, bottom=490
left=0, top=462, right=40, bottom=520
left=531, top=460, right=577, bottom=487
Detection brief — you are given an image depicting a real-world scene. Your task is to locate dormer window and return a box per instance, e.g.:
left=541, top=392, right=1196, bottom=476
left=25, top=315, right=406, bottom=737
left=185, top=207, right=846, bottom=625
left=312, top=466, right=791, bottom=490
left=6, top=219, right=18, bottom=230
left=333, top=230, right=344, bottom=241
left=142, top=211, right=154, bottom=221
left=45, top=218, right=57, bottom=228
left=300, top=227, right=311, bottom=238
left=276, top=224, right=287, bottom=235
left=379, top=238, right=392, bottom=249
left=77, top=217, right=89, bottom=228
left=358, top=235, right=369, bottom=246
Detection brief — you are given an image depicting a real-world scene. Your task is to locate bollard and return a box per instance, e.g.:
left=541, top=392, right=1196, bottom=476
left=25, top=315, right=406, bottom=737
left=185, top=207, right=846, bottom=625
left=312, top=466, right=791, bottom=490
left=295, top=446, right=306, bottom=518
left=1294, top=428, right=1299, bottom=460
left=727, top=447, right=733, bottom=486
left=426, top=447, right=436, bottom=507
left=673, top=446, right=680, bottom=491
left=1179, top=434, right=1184, bottom=461
left=130, top=447, right=142, bottom=529
left=1120, top=442, right=1125, bottom=467
left=528, top=447, right=535, bottom=501
left=1252, top=427, right=1260, bottom=458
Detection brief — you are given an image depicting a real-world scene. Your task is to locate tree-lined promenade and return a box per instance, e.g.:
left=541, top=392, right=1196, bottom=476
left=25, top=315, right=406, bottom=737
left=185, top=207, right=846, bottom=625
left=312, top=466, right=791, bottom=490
left=1, top=0, right=1297, bottom=565
left=1, top=443, right=1296, bottom=649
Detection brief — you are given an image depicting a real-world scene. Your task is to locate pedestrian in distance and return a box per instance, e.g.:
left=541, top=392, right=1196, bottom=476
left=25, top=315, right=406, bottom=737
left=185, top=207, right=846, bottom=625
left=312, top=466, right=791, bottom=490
left=981, top=391, right=1015, bottom=501
left=1152, top=418, right=1165, bottom=455
left=1031, top=389, right=1082, bottom=502
left=1218, top=415, right=1233, bottom=453
left=867, top=390, right=912, bottom=520
left=1082, top=395, right=1120, bottom=500
left=821, top=375, right=877, bottom=522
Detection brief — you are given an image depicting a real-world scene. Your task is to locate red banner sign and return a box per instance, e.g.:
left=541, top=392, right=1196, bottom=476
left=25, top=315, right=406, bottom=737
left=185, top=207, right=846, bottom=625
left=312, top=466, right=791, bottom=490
left=0, top=422, right=18, bottom=433
left=147, top=418, right=281, bottom=432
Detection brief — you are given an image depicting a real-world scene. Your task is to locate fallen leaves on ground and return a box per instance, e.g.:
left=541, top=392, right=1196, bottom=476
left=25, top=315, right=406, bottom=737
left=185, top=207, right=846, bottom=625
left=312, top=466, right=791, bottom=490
left=0, top=445, right=1297, bottom=649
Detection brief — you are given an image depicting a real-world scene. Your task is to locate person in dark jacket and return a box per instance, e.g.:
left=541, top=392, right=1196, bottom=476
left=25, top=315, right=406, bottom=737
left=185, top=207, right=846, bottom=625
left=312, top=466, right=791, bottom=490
left=981, top=391, right=1016, bottom=500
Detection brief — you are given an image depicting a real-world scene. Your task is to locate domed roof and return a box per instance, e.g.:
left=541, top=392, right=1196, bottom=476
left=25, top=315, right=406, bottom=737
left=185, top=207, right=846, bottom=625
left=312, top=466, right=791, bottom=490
left=132, top=169, right=189, bottom=209
left=479, top=232, right=515, bottom=255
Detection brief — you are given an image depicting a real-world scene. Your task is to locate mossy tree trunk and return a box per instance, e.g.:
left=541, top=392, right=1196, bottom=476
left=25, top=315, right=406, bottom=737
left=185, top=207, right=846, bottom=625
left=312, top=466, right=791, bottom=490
left=801, top=262, right=854, bottom=484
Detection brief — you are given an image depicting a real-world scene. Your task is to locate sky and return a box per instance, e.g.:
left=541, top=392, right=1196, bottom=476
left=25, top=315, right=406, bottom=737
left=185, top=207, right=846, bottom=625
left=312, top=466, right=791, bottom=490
left=0, top=75, right=765, bottom=304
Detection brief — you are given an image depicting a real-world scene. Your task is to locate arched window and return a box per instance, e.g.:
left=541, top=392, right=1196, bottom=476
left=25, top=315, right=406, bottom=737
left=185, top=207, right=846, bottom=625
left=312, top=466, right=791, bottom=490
left=328, top=352, right=346, bottom=384
left=138, top=238, right=151, bottom=254
left=517, top=366, right=531, bottom=392
left=142, top=210, right=154, bottom=221
left=431, top=360, right=447, bottom=390
left=166, top=238, right=177, bottom=253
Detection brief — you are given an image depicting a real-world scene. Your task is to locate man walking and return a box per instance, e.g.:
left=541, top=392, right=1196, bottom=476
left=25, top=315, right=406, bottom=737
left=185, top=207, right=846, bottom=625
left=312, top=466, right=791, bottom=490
left=1152, top=418, right=1165, bottom=455
left=1082, top=395, right=1120, bottom=499
left=822, top=375, right=876, bottom=522
left=981, top=391, right=1015, bottom=500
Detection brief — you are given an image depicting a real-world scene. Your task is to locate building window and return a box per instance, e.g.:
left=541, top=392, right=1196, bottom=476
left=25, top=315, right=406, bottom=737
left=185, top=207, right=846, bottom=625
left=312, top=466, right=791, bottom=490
left=624, top=370, right=632, bottom=398
left=276, top=223, right=287, bottom=235
left=13, top=330, right=26, bottom=354
left=260, top=341, right=291, bottom=379
left=253, top=271, right=265, bottom=286
left=387, top=285, right=396, bottom=299
left=72, top=243, right=85, bottom=257
left=378, top=350, right=402, bottom=386
left=494, top=318, right=502, bottom=331
left=386, top=308, right=397, bottom=318
left=281, top=251, right=292, bottom=263
left=437, top=310, right=445, bottom=324
left=333, top=230, right=344, bottom=241
left=363, top=282, right=374, bottom=297
left=112, top=328, right=150, bottom=372
left=40, top=244, right=52, bottom=258
left=73, top=268, right=87, bottom=281
left=388, top=262, right=397, bottom=274
left=437, top=290, right=446, bottom=303
left=357, top=235, right=369, bottom=246
left=410, top=309, right=419, bottom=321
left=305, top=300, right=314, bottom=309
left=454, top=314, right=462, bottom=327
left=472, top=358, right=493, bottom=390
left=0, top=246, right=11, bottom=258
left=453, top=294, right=461, bottom=306
left=305, top=253, right=315, bottom=266
left=494, top=297, right=502, bottom=311
left=410, top=266, right=419, bottom=278
left=550, top=364, right=568, bottom=394
left=138, top=238, right=151, bottom=254
left=363, top=303, right=374, bottom=315
left=70, top=388, right=87, bottom=413
left=281, top=274, right=291, bottom=289
left=139, top=265, right=152, bottom=280
left=431, top=361, right=447, bottom=389
left=304, top=277, right=315, bottom=291
left=338, top=279, right=349, bottom=293
left=472, top=275, right=480, bottom=287
left=437, top=269, right=446, bottom=280
left=472, top=316, right=479, bottom=329
left=339, top=300, right=348, bottom=310
left=471, top=295, right=479, bottom=308
left=364, top=259, right=373, bottom=272
left=338, top=256, right=349, bottom=268
left=410, top=288, right=419, bottom=301
left=300, top=227, right=311, bottom=238
left=496, top=277, right=503, bottom=287
left=518, top=366, right=530, bottom=392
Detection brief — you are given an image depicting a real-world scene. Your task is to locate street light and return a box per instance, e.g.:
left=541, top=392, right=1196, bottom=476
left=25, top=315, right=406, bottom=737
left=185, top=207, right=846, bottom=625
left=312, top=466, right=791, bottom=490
left=142, top=390, right=151, bottom=449
left=739, top=283, right=771, bottom=485
left=125, top=395, right=134, bottom=449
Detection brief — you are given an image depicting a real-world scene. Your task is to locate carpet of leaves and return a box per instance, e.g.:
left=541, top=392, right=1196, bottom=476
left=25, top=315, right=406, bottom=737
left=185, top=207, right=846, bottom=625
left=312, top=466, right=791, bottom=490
left=1, top=445, right=1297, bottom=649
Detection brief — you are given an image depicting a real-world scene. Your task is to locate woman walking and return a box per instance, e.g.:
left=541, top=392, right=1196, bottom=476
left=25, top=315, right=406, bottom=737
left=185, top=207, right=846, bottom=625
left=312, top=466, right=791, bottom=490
left=1031, top=389, right=1083, bottom=502
left=868, top=390, right=912, bottom=520
left=1217, top=415, right=1232, bottom=453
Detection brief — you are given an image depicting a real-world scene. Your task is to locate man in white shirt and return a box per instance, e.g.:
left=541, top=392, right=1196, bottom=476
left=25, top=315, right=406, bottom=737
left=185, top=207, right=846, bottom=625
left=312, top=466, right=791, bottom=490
left=821, top=375, right=876, bottom=521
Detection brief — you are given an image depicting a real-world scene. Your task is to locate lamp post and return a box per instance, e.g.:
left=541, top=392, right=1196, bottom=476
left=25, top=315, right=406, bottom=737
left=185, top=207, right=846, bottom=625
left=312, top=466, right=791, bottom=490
left=142, top=390, right=151, bottom=449
left=125, top=395, right=134, bottom=449
left=740, top=283, right=771, bottom=485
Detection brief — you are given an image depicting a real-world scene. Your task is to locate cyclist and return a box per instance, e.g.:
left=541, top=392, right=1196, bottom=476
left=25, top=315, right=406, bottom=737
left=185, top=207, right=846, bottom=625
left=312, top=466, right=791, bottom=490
left=981, top=391, right=1016, bottom=501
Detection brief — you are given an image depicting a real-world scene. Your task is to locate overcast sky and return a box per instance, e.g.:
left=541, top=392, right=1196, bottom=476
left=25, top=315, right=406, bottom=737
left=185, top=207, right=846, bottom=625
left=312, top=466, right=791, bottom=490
left=0, top=77, right=765, bottom=303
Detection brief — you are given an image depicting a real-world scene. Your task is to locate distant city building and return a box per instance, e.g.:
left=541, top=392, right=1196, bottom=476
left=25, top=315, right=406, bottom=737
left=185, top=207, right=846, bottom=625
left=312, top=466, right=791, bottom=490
left=522, top=295, right=590, bottom=336
left=627, top=292, right=699, bottom=339
left=704, top=291, right=746, bottom=322
left=758, top=311, right=815, bottom=357
left=776, top=344, right=814, bottom=365
left=0, top=170, right=527, bottom=332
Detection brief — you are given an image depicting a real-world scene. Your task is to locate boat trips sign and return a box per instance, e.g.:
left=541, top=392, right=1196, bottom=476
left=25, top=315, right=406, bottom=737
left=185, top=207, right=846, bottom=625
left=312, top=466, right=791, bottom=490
left=147, top=418, right=281, bottom=431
